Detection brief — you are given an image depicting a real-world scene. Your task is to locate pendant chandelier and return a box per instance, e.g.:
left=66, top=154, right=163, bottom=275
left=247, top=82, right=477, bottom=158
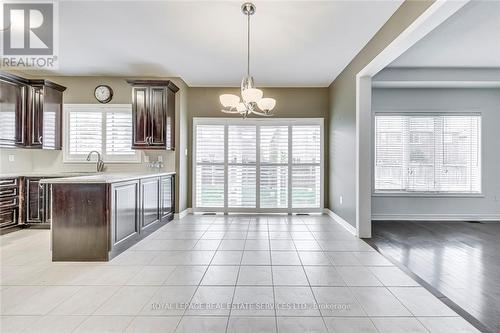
left=219, top=2, right=276, bottom=118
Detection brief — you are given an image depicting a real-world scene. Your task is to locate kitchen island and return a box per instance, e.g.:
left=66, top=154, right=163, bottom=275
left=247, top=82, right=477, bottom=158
left=41, top=172, right=175, bottom=261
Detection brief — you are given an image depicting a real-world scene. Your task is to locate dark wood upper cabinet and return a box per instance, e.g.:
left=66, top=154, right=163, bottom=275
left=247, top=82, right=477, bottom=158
left=0, top=75, right=27, bottom=147
left=27, top=85, right=44, bottom=147
left=0, top=72, right=66, bottom=149
left=40, top=84, right=64, bottom=149
left=127, top=80, right=178, bottom=150
left=131, top=86, right=149, bottom=148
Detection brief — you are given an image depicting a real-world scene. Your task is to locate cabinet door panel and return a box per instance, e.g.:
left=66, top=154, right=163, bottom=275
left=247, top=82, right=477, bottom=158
left=150, top=87, right=166, bottom=147
left=45, top=184, right=52, bottom=223
left=26, top=178, right=43, bottom=223
left=0, top=79, right=26, bottom=146
left=132, top=86, right=149, bottom=148
left=112, top=181, right=139, bottom=245
left=29, top=87, right=44, bottom=147
left=161, top=176, right=174, bottom=220
left=42, top=86, right=63, bottom=149
left=166, top=89, right=175, bottom=150
left=141, top=177, right=160, bottom=230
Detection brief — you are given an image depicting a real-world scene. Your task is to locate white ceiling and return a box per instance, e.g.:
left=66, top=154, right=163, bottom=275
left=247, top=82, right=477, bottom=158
left=390, top=0, right=500, bottom=68
left=47, top=0, right=403, bottom=87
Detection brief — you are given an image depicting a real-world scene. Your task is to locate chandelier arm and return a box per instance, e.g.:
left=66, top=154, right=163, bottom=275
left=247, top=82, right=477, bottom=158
left=247, top=10, right=250, bottom=76
left=252, top=110, right=273, bottom=117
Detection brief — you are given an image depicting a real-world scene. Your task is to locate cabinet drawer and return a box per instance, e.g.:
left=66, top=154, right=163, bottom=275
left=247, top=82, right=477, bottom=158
left=0, top=187, right=18, bottom=198
left=0, top=178, right=18, bottom=189
left=0, top=196, right=18, bottom=210
left=0, top=208, right=18, bottom=227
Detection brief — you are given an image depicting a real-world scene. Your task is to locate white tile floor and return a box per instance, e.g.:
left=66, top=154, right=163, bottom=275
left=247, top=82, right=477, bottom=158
left=0, top=214, right=480, bottom=333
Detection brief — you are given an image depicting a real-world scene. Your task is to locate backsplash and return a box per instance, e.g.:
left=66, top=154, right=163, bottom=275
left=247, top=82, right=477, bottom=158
left=0, top=148, right=175, bottom=174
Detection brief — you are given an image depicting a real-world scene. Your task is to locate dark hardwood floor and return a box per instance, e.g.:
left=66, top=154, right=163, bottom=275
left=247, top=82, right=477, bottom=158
left=370, top=221, right=500, bottom=333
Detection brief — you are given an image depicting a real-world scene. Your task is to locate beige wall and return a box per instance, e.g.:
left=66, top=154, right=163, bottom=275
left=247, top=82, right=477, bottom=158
left=0, top=75, right=189, bottom=213
left=187, top=87, right=329, bottom=208
left=328, top=0, right=434, bottom=227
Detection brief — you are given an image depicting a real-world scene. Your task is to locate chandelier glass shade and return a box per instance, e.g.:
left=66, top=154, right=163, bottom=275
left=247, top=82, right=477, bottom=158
left=219, top=3, right=276, bottom=118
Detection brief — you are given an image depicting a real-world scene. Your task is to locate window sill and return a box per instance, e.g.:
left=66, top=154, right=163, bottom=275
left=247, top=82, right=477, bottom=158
left=373, top=192, right=484, bottom=198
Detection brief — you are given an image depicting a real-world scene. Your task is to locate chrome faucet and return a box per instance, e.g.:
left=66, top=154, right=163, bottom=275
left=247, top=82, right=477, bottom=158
left=147, top=160, right=164, bottom=170
left=86, top=151, right=105, bottom=172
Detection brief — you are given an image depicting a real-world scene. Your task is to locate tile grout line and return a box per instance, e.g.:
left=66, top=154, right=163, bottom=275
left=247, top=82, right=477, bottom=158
left=300, top=215, right=335, bottom=333
left=223, top=215, right=248, bottom=333
left=172, top=214, right=219, bottom=332
left=267, top=215, right=279, bottom=333
left=305, top=215, right=384, bottom=333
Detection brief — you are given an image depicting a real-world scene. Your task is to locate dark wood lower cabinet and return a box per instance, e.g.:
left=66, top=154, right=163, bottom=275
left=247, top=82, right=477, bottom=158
left=111, top=180, right=140, bottom=247
left=25, top=177, right=51, bottom=227
left=0, top=178, right=20, bottom=230
left=51, top=174, right=175, bottom=261
left=161, top=175, right=174, bottom=221
left=140, top=177, right=160, bottom=231
left=52, top=184, right=109, bottom=261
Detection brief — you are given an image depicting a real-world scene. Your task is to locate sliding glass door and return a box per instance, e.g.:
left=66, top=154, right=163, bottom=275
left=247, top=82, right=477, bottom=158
left=193, top=118, right=323, bottom=213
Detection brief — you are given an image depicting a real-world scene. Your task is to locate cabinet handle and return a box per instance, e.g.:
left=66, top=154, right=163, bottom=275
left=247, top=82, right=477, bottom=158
left=146, top=136, right=150, bottom=145
left=39, top=136, right=43, bottom=144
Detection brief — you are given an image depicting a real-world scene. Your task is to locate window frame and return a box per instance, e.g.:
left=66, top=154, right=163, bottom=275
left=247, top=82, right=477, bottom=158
left=192, top=117, right=324, bottom=213
left=63, top=104, right=141, bottom=164
left=372, top=111, right=483, bottom=197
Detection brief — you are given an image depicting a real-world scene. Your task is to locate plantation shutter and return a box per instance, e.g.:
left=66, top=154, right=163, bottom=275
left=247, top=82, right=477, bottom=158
left=291, top=125, right=321, bottom=208
left=105, top=108, right=135, bottom=155
left=64, top=105, right=139, bottom=162
left=260, top=126, right=289, bottom=208
left=195, top=125, right=225, bottom=208
left=374, top=114, right=481, bottom=193
left=68, top=109, right=102, bottom=155
left=228, top=125, right=256, bottom=208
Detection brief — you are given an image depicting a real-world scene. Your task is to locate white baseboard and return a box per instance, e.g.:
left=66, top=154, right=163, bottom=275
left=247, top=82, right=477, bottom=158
left=174, top=208, right=191, bottom=220
left=372, top=213, right=500, bottom=222
left=324, top=209, right=358, bottom=236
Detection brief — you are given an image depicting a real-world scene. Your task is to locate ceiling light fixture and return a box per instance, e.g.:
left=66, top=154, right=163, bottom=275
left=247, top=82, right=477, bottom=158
left=219, top=2, right=276, bottom=118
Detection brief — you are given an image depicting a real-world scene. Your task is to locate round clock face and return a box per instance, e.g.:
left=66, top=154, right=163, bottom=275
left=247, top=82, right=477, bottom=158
left=94, top=85, right=113, bottom=103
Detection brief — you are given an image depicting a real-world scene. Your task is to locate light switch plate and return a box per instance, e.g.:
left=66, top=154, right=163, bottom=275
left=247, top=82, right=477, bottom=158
left=144, top=155, right=150, bottom=163
left=185, top=148, right=188, bottom=156
left=157, top=155, right=163, bottom=162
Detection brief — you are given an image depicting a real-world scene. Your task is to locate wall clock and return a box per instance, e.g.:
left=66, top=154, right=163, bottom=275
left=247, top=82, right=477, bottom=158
left=94, top=85, right=113, bottom=103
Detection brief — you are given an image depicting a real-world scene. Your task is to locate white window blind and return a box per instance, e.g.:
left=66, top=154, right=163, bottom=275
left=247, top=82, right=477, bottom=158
left=228, top=126, right=256, bottom=207
left=64, top=105, right=140, bottom=163
left=292, top=126, right=321, bottom=207
left=195, top=125, right=225, bottom=208
left=0, top=108, right=16, bottom=143
left=106, top=110, right=135, bottom=156
left=42, top=110, right=56, bottom=149
left=374, top=114, right=481, bottom=194
left=260, top=126, right=288, bottom=208
left=193, top=119, right=323, bottom=212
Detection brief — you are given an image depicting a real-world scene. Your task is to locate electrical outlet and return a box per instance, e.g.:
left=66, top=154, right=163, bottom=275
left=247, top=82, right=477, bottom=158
left=157, top=155, right=163, bottom=162
left=8, top=155, right=15, bottom=162
left=144, top=155, right=150, bottom=163
left=339, top=195, right=343, bottom=205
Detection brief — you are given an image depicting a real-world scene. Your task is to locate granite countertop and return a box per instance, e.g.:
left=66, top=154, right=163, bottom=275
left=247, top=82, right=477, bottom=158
left=39, top=171, right=176, bottom=184
left=0, top=172, right=97, bottom=179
